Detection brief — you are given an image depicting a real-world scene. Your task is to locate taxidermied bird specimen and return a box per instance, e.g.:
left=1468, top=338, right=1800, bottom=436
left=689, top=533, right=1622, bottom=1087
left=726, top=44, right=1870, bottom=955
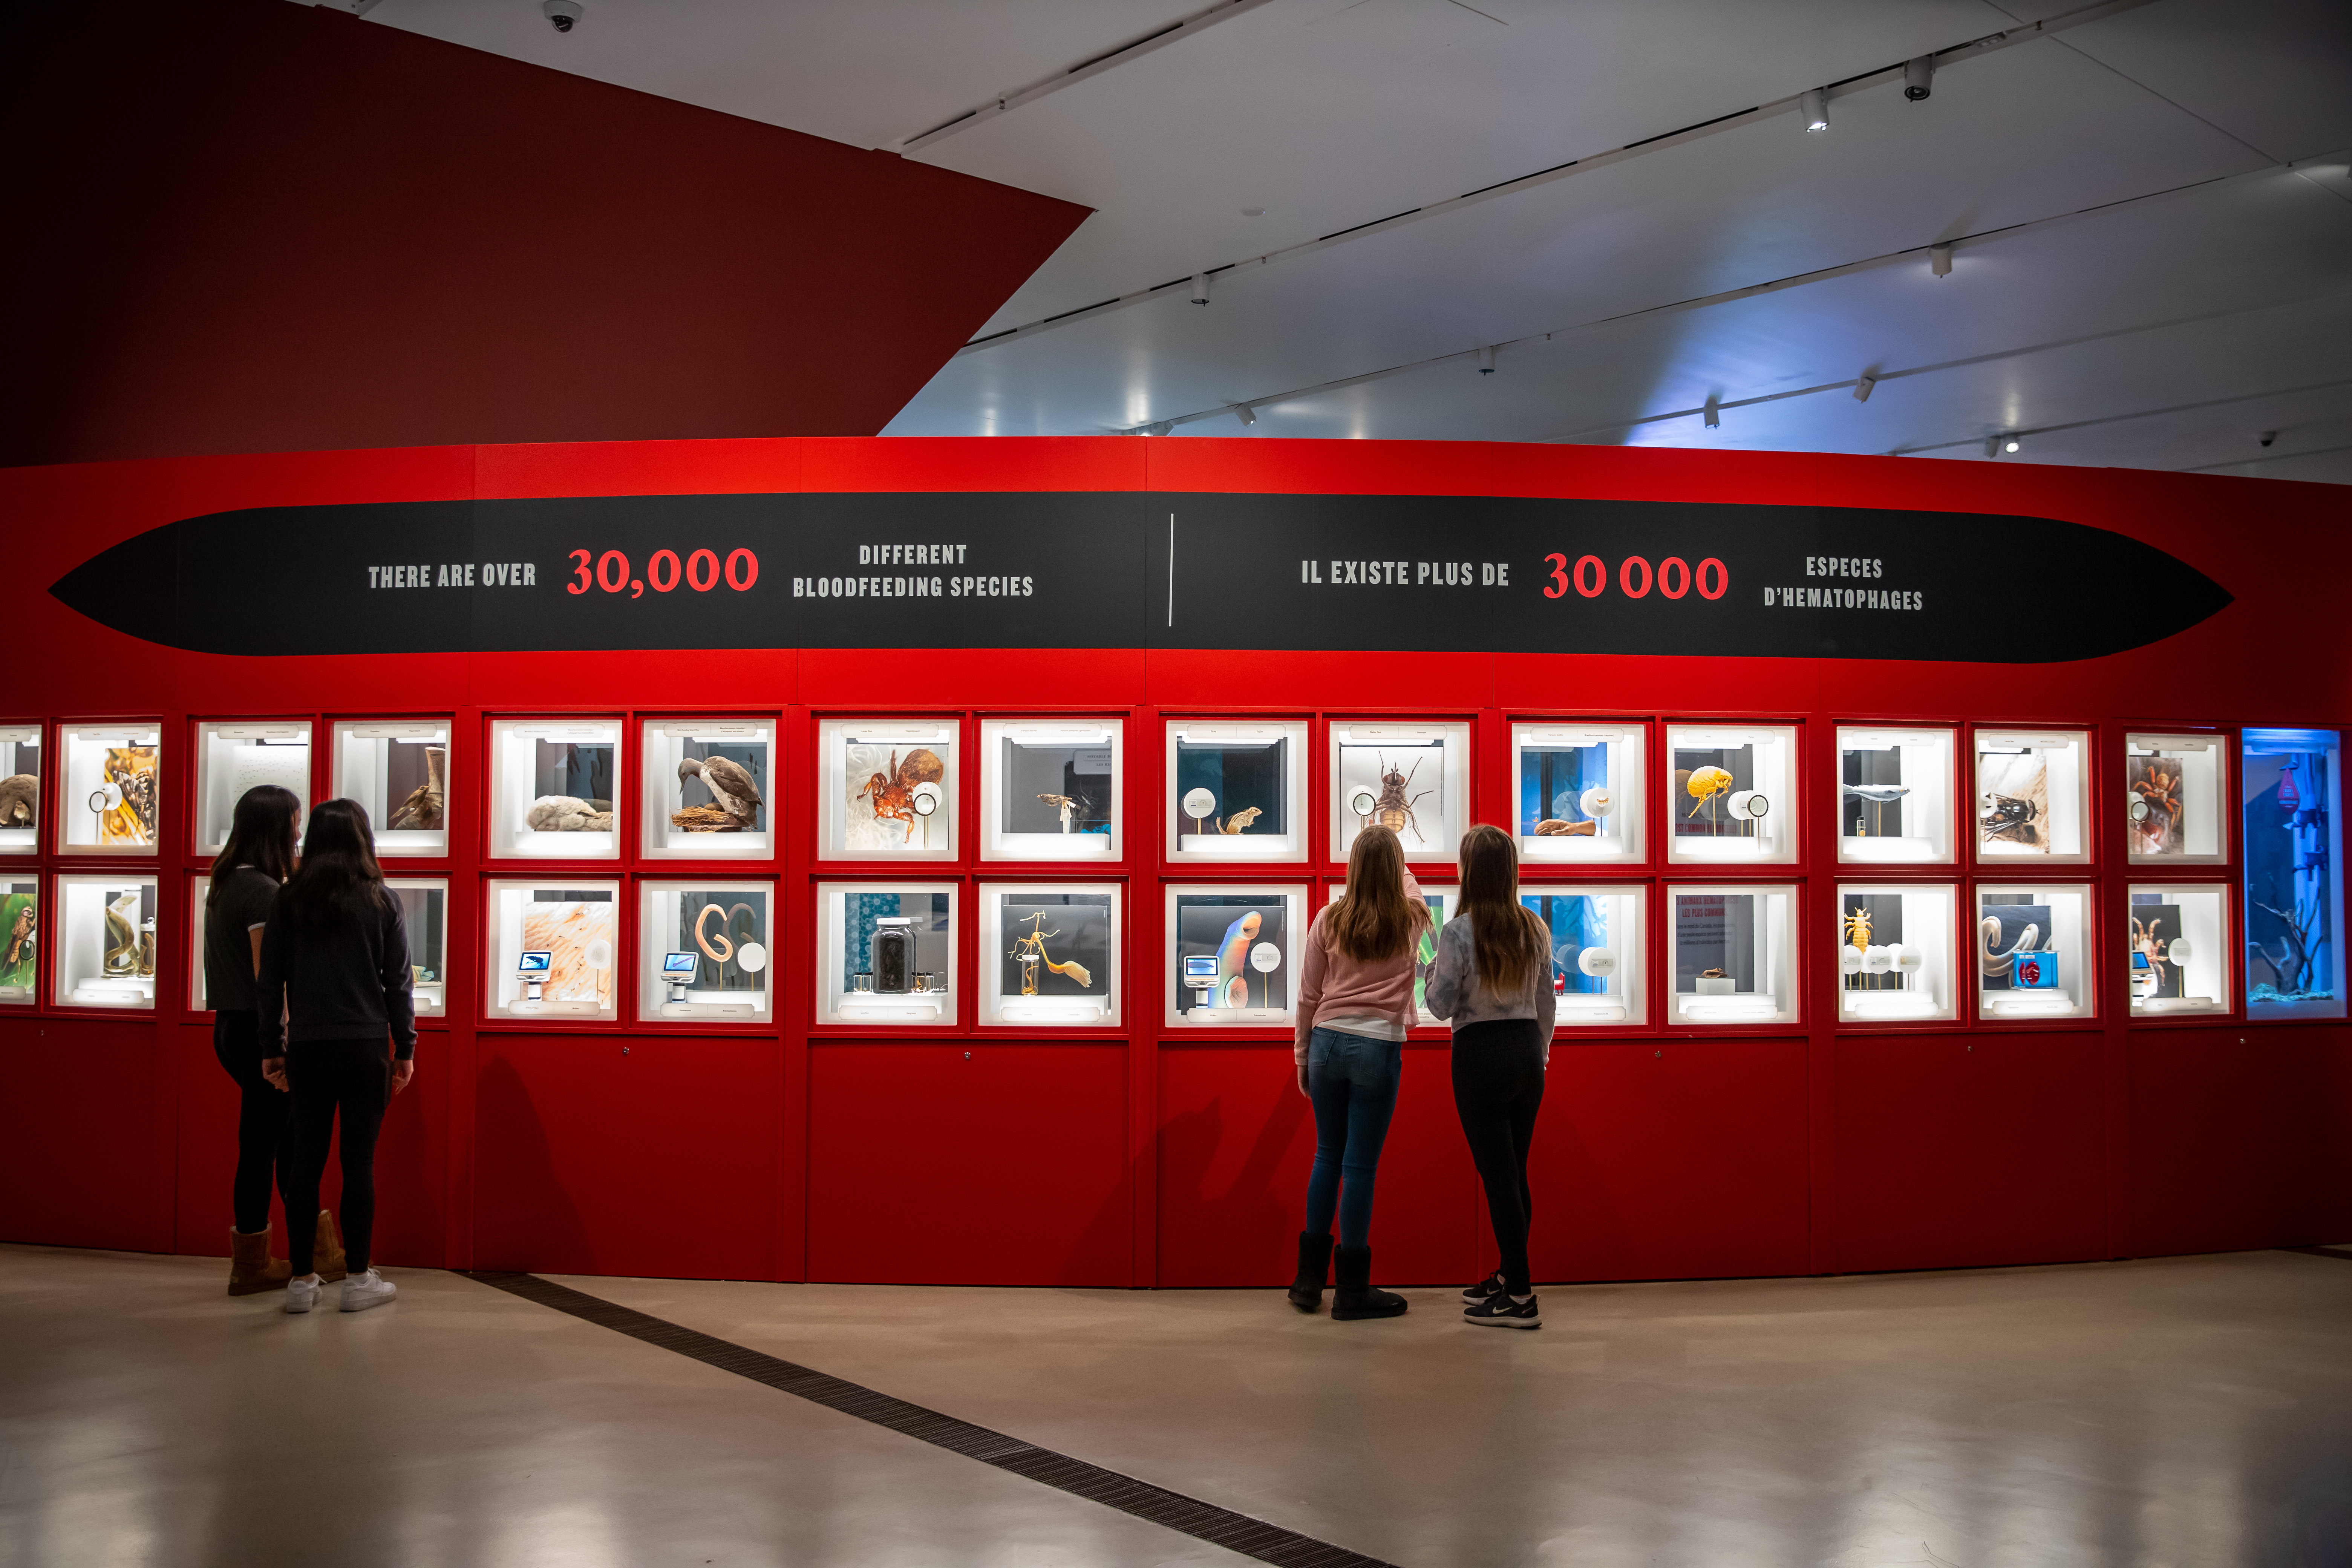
left=387, top=747, right=446, bottom=831
left=0, top=774, right=35, bottom=829
left=675, top=755, right=762, bottom=831
left=526, top=795, right=614, bottom=832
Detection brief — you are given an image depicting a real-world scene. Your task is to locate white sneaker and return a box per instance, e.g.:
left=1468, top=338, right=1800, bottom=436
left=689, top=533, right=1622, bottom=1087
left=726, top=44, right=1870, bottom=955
left=284, top=1274, right=323, bottom=1314
left=339, top=1268, right=398, bottom=1313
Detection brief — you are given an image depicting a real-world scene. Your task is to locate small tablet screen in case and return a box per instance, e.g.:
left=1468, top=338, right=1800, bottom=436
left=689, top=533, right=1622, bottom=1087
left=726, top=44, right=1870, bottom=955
left=517, top=950, right=553, bottom=975
left=662, top=951, right=699, bottom=975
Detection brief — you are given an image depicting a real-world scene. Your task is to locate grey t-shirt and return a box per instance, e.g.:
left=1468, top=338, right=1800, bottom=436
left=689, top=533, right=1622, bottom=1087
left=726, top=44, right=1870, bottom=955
left=203, top=867, right=280, bottom=1014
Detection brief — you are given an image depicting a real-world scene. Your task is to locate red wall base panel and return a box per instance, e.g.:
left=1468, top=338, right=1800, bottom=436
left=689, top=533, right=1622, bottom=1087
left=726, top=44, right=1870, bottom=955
left=0, top=1019, right=170, bottom=1252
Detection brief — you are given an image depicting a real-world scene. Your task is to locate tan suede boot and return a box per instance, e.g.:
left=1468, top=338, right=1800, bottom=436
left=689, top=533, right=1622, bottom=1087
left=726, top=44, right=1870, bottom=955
left=314, top=1210, right=349, bottom=1283
left=227, top=1227, right=292, bottom=1296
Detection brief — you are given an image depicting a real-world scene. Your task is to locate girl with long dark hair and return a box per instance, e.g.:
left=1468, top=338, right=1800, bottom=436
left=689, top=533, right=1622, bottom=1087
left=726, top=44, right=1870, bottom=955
left=1288, top=824, right=1429, bottom=1320
left=257, top=798, right=415, bottom=1314
left=1425, top=824, right=1555, bottom=1328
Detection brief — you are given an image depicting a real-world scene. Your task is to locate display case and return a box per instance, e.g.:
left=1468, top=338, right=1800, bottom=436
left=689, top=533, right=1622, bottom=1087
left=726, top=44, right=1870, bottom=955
left=54, top=873, right=156, bottom=1008
left=188, top=874, right=213, bottom=1011
left=641, top=718, right=772, bottom=859
left=486, top=879, right=620, bottom=1020
left=1511, top=723, right=1644, bottom=864
left=1836, top=726, right=1954, bottom=865
left=1167, top=720, right=1306, bottom=862
left=1412, top=881, right=1455, bottom=1024
left=1521, top=886, right=1647, bottom=1025
left=982, top=719, right=1121, bottom=861
left=1664, top=724, right=1795, bottom=865
left=0, top=725, right=42, bottom=855
left=639, top=880, right=770, bottom=1021
left=1833, top=884, right=1955, bottom=1021
left=2242, top=728, right=2342, bottom=1019
left=1667, top=885, right=1796, bottom=1023
left=195, top=720, right=311, bottom=853
left=1165, top=885, right=1302, bottom=1027
left=332, top=721, right=449, bottom=857
left=57, top=722, right=161, bottom=854
left=1330, top=721, right=1469, bottom=862
left=821, top=718, right=957, bottom=860
left=390, top=879, right=449, bottom=1018
left=488, top=719, right=620, bottom=860
left=981, top=884, right=1120, bottom=1026
left=2124, top=733, right=2226, bottom=864
left=1975, top=884, right=2092, bottom=1019
left=1973, top=729, right=2089, bottom=863
left=0, top=876, right=36, bottom=1003
left=818, top=884, right=956, bottom=1025
left=2126, top=885, right=2229, bottom=1016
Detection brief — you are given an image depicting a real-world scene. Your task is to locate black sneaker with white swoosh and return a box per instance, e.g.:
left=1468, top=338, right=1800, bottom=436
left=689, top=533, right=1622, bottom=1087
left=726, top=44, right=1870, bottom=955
left=1463, top=1291, right=1541, bottom=1329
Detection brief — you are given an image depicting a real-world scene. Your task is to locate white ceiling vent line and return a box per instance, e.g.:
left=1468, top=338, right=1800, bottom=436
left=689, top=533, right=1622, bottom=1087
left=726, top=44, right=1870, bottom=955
left=954, top=0, right=2163, bottom=359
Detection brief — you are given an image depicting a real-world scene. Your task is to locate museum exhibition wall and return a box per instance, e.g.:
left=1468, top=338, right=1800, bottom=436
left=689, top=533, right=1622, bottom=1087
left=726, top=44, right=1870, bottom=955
left=0, top=434, right=2345, bottom=1288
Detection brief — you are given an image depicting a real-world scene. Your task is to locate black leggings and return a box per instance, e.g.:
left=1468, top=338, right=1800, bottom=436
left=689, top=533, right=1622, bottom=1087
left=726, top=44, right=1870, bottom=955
left=1451, top=1019, right=1547, bottom=1294
left=211, top=1010, right=293, bottom=1235
left=285, top=1039, right=392, bottom=1276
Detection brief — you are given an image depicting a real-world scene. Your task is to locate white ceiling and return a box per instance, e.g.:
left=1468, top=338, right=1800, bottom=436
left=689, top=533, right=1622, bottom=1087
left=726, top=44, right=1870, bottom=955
left=344, top=0, right=2352, bottom=481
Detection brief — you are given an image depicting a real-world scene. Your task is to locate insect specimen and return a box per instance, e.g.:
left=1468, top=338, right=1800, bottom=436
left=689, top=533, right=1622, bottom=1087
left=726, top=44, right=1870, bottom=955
left=1008, top=911, right=1092, bottom=995
left=856, top=747, right=945, bottom=844
left=1978, top=793, right=2040, bottom=846
left=1683, top=765, right=1733, bottom=831
left=2128, top=763, right=2182, bottom=854
left=1360, top=755, right=1433, bottom=844
left=96, top=748, right=157, bottom=846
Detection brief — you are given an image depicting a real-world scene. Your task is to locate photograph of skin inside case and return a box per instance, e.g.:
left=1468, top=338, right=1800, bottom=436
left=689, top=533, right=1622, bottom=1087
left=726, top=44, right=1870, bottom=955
left=1172, top=892, right=1290, bottom=1017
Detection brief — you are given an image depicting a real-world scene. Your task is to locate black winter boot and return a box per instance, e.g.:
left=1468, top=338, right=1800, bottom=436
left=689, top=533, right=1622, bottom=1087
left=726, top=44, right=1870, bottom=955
left=1330, top=1244, right=1408, bottom=1321
left=1288, top=1231, right=1335, bottom=1312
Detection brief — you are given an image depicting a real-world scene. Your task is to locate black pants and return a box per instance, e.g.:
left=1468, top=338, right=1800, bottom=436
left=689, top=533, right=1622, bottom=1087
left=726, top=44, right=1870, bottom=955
left=285, top=1039, right=392, bottom=1276
left=211, top=1010, right=293, bottom=1235
left=1451, top=1020, right=1547, bottom=1294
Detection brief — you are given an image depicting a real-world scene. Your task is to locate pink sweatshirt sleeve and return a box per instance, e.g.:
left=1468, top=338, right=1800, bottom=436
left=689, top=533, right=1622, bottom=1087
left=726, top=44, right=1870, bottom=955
left=1294, top=910, right=1328, bottom=1065
left=1398, top=871, right=1428, bottom=1034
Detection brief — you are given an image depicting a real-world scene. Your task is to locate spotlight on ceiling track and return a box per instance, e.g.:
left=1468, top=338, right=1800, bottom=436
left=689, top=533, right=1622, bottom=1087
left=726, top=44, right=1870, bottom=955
left=1903, top=57, right=1934, bottom=101
left=2006, top=439, right=2021, bottom=454
left=1189, top=273, right=1210, bottom=306
left=2260, top=430, right=2278, bottom=447
left=1853, top=374, right=1877, bottom=403
left=1801, top=89, right=1830, bottom=132
left=1930, top=244, right=1953, bottom=279
left=1476, top=345, right=1496, bottom=375
left=1984, top=436, right=2000, bottom=458
left=1143, top=421, right=1173, bottom=437
left=542, top=0, right=583, bottom=32
left=1235, top=404, right=1256, bottom=427
left=1703, top=395, right=1722, bottom=429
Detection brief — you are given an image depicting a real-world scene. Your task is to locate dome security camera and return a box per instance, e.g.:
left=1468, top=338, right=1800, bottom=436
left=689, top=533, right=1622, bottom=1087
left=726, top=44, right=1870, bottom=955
left=543, top=0, right=583, bottom=32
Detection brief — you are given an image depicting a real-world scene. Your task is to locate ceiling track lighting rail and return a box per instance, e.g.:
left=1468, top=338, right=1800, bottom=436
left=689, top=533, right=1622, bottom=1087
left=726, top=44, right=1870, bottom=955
left=2183, top=440, right=2352, bottom=473
left=1896, top=377, right=2352, bottom=459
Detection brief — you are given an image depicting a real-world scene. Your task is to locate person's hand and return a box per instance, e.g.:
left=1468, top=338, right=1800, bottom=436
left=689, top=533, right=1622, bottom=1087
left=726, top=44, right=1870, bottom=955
left=1296, top=1063, right=1311, bottom=1099
left=392, top=1059, right=415, bottom=1095
left=260, top=1057, right=287, bottom=1092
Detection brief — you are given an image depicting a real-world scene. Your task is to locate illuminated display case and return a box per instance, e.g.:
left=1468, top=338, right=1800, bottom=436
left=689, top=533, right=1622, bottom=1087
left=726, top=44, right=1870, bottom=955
left=1330, top=721, right=1469, bottom=863
left=196, top=720, right=311, bottom=854
left=819, top=884, right=956, bottom=1026
left=1975, top=884, right=2092, bottom=1020
left=2124, top=733, right=2225, bottom=864
left=1664, top=724, right=1795, bottom=865
left=981, top=884, right=1120, bottom=1026
left=1668, top=885, right=1796, bottom=1024
left=1836, top=726, right=1954, bottom=865
left=488, top=719, right=621, bottom=860
left=2126, top=884, right=2229, bottom=1016
left=1521, top=886, right=1646, bottom=1026
left=1165, top=885, right=1302, bottom=1028
left=2242, top=728, right=2342, bottom=1019
left=55, top=873, right=156, bottom=1009
left=0, top=875, right=35, bottom=1003
left=1412, top=881, right=1455, bottom=1024
left=1973, top=729, right=2089, bottom=864
left=332, top=721, right=449, bottom=857
left=486, top=879, right=620, bottom=1020
left=189, top=874, right=213, bottom=1011
left=1167, top=720, right=1306, bottom=862
left=983, top=719, right=1121, bottom=861
left=1511, top=723, right=1644, bottom=864
left=390, top=879, right=449, bottom=1018
left=1833, top=883, right=1955, bottom=1021
left=820, top=718, right=958, bottom=861
left=0, top=725, right=43, bottom=855
left=641, top=718, right=772, bottom=859
left=58, top=722, right=161, bottom=855
left=639, top=880, right=770, bottom=1021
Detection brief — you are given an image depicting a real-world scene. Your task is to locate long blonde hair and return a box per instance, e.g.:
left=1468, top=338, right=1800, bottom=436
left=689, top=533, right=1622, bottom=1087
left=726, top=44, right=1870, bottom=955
left=1325, top=824, right=1427, bottom=962
left=1457, top=824, right=1547, bottom=994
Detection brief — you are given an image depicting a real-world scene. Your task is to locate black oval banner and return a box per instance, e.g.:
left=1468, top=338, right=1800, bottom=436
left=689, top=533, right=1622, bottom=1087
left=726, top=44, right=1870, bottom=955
left=47, top=491, right=2230, bottom=662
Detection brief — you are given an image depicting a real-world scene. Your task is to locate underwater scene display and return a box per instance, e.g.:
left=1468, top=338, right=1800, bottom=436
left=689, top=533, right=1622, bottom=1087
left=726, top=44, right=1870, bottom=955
left=2243, top=730, right=2339, bottom=1013
left=1519, top=744, right=1610, bottom=840
left=1520, top=893, right=1610, bottom=997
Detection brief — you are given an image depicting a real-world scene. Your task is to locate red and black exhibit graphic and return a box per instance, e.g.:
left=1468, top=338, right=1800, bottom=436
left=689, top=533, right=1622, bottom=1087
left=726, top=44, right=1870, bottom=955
left=48, top=491, right=2228, bottom=662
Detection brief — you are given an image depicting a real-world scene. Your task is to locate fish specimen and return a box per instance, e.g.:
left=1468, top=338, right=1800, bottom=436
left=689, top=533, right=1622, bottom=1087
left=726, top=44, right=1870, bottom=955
left=1361, top=755, right=1432, bottom=844
left=0, top=774, right=35, bottom=830
left=857, top=747, right=945, bottom=843
left=526, top=795, right=614, bottom=832
left=1009, top=911, right=1092, bottom=994
left=678, top=755, right=762, bottom=831
left=1212, top=910, right=1262, bottom=1009
left=1215, top=806, right=1263, bottom=835
left=388, top=747, right=446, bottom=832
left=1532, top=819, right=1599, bottom=836
left=1978, top=914, right=2040, bottom=978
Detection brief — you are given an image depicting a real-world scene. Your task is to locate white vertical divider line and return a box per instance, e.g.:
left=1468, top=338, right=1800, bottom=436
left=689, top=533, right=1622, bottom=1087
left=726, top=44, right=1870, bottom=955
left=1167, top=513, right=1176, bottom=629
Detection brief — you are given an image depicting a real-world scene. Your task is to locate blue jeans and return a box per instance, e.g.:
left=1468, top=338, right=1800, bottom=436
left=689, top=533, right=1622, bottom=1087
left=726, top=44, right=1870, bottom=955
left=1303, top=1027, right=1403, bottom=1250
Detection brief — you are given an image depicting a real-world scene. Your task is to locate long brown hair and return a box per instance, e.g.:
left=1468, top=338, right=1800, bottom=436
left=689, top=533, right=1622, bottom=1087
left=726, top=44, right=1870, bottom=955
left=1325, top=824, right=1427, bottom=962
left=206, top=785, right=300, bottom=908
left=281, top=798, right=388, bottom=928
left=1457, top=824, right=1547, bottom=994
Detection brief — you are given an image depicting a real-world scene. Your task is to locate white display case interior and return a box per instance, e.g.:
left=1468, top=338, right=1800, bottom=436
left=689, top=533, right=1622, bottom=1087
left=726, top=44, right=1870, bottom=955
left=1167, top=720, right=1305, bottom=862
left=982, top=884, right=1120, bottom=1026
left=1522, top=886, right=1646, bottom=1025
left=58, top=722, right=161, bottom=854
left=487, top=880, right=619, bottom=1020
left=821, top=718, right=957, bottom=860
left=189, top=874, right=212, bottom=1011
left=0, top=726, right=43, bottom=854
left=55, top=874, right=156, bottom=1009
left=1666, top=724, right=1795, bottom=865
left=1975, top=885, right=2092, bottom=1019
left=641, top=719, right=772, bottom=859
left=1331, top=721, right=1469, bottom=862
left=0, top=876, right=36, bottom=1003
left=2241, top=728, right=2342, bottom=1020
left=639, top=880, right=770, bottom=1021
left=2125, top=733, right=2225, bottom=864
left=1834, top=884, right=1955, bottom=1021
left=1512, top=723, right=1644, bottom=864
left=819, top=884, right=956, bottom=1025
left=1166, top=885, right=1302, bottom=1027
left=1668, top=885, right=1795, bottom=1023
left=489, top=720, right=620, bottom=860
left=332, top=721, right=449, bottom=857
left=390, top=878, right=449, bottom=1018
left=1974, top=729, right=2089, bottom=863
left=1412, top=882, right=1455, bottom=1024
left=196, top=720, right=311, bottom=854
left=983, top=720, right=1120, bottom=861
left=2126, top=885, right=2228, bottom=1016
left=1837, top=726, right=1954, bottom=865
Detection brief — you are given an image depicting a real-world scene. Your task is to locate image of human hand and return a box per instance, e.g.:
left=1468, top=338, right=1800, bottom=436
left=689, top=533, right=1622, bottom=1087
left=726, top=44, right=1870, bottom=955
left=260, top=1057, right=287, bottom=1092
left=392, top=1060, right=415, bottom=1095
left=1295, top=1062, right=1310, bottom=1098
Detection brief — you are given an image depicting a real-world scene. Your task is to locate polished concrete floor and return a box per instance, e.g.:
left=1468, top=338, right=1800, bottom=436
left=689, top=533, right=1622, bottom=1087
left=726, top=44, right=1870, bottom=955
left=3, top=1247, right=2349, bottom=1568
